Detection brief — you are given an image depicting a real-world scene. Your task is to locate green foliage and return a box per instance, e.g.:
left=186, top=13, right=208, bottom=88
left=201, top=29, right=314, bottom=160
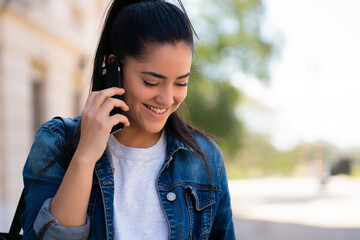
left=351, top=162, right=360, bottom=178
left=185, top=69, right=244, bottom=154
left=192, top=0, right=274, bottom=81
left=182, top=0, right=275, bottom=157
left=226, top=132, right=300, bottom=179
left=341, top=148, right=360, bottom=178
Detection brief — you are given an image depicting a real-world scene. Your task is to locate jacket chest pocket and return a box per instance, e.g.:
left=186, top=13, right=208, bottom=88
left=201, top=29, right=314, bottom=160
left=185, top=186, right=215, bottom=239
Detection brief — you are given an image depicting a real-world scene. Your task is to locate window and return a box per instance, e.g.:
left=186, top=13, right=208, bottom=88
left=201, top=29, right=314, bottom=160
left=73, top=56, right=87, bottom=115
left=30, top=62, right=46, bottom=134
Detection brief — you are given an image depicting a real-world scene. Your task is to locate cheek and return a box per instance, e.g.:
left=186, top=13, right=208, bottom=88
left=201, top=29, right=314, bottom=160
left=123, top=79, right=148, bottom=104
left=126, top=88, right=147, bottom=106
left=174, top=88, right=188, bottom=105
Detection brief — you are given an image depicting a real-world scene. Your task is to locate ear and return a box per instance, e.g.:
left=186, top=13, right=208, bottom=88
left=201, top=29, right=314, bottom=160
left=108, top=54, right=117, bottom=64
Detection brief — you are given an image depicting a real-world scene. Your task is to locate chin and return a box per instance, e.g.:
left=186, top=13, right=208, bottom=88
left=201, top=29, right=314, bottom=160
left=143, top=123, right=166, bottom=134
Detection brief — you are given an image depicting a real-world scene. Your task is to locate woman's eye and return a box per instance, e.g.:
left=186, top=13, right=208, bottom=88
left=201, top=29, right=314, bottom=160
left=143, top=81, right=159, bottom=87
left=176, top=82, right=188, bottom=87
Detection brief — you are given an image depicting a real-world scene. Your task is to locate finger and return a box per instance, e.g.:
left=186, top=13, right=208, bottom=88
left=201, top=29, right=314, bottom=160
left=101, top=98, right=129, bottom=114
left=92, top=88, right=125, bottom=109
left=109, top=113, right=130, bottom=127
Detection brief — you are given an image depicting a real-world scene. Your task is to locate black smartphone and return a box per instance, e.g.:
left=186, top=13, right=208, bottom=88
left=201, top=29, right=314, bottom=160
left=100, top=59, right=124, bottom=133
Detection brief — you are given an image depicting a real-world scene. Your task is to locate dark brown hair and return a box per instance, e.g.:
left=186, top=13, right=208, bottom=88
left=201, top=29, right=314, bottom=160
left=92, top=0, right=216, bottom=185
left=36, top=0, right=216, bottom=186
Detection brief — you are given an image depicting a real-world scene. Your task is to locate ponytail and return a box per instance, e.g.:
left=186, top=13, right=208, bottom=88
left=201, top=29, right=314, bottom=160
left=92, top=0, right=142, bottom=91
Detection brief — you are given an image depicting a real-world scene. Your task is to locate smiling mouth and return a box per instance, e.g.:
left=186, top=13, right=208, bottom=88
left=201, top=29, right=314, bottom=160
left=144, top=104, right=167, bottom=114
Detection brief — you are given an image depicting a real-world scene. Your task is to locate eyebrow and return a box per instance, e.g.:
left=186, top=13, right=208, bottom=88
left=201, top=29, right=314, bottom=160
left=140, top=71, right=191, bottom=80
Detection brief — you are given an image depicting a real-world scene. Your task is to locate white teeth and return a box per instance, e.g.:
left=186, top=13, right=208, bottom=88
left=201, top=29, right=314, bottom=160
left=146, top=105, right=166, bottom=114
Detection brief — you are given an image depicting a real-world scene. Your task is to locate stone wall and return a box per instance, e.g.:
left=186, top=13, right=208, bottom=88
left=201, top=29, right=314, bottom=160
left=0, top=0, right=109, bottom=230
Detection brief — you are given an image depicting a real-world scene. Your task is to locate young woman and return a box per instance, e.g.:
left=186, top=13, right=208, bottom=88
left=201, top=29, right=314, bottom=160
left=21, top=0, right=235, bottom=239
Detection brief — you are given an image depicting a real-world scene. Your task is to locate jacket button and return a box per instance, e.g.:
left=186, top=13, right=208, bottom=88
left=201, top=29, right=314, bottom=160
left=166, top=192, right=176, bottom=202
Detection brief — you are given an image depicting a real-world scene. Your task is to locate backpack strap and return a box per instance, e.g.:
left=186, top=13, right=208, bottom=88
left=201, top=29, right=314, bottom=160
left=7, top=190, right=25, bottom=240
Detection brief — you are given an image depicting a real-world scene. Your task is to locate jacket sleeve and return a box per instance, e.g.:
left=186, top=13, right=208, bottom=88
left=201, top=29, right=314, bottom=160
left=20, top=119, right=90, bottom=240
left=209, top=156, right=236, bottom=239
left=33, top=198, right=90, bottom=240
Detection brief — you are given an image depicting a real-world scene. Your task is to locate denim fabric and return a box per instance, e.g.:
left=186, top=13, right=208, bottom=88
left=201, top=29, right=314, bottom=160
left=21, top=117, right=235, bottom=240
left=33, top=198, right=90, bottom=240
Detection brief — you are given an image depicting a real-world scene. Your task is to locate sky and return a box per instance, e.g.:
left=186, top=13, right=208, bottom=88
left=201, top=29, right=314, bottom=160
left=232, top=0, right=360, bottom=150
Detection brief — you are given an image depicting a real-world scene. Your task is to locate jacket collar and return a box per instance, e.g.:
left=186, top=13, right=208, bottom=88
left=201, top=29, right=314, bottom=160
left=165, top=133, right=191, bottom=157
left=74, top=116, right=190, bottom=156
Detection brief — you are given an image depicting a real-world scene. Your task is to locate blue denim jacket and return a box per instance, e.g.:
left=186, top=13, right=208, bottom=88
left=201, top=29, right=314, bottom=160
left=21, top=117, right=235, bottom=239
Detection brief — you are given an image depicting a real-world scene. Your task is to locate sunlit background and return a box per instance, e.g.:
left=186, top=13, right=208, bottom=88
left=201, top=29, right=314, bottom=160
left=1, top=0, right=360, bottom=239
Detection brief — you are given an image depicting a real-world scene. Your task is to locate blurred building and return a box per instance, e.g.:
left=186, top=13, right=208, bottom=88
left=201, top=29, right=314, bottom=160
left=0, top=0, right=108, bottom=229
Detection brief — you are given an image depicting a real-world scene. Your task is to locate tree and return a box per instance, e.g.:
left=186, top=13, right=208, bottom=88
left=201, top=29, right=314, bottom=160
left=183, top=0, right=275, bottom=157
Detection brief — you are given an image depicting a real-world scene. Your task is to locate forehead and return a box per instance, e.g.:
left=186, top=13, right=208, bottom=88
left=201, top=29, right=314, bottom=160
left=124, top=42, right=193, bottom=73
left=142, top=41, right=192, bottom=57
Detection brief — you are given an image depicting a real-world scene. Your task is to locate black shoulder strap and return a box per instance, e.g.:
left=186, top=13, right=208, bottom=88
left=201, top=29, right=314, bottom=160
left=5, top=117, right=78, bottom=239
left=7, top=191, right=25, bottom=240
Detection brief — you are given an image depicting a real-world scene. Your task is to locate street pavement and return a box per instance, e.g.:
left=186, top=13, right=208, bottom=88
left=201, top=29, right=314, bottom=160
left=229, top=176, right=360, bottom=240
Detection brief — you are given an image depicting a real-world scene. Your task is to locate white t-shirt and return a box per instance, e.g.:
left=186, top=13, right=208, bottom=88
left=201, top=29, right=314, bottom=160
left=107, top=131, right=168, bottom=240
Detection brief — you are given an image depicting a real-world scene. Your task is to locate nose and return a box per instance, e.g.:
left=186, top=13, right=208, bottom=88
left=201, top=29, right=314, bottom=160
left=156, top=85, right=174, bottom=107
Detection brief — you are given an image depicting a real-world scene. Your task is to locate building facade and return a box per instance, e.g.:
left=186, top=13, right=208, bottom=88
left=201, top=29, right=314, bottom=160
left=0, top=0, right=108, bottom=230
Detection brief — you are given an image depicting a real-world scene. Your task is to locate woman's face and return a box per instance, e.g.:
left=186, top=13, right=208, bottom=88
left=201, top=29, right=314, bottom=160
left=121, top=41, right=192, bottom=135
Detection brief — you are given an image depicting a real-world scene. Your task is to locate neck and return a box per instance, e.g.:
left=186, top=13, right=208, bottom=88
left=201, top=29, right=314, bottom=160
left=113, top=126, right=162, bottom=148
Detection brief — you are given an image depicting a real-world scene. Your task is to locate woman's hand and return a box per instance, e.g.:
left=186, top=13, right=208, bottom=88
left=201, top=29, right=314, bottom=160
left=50, top=87, right=129, bottom=227
left=75, top=87, right=130, bottom=164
